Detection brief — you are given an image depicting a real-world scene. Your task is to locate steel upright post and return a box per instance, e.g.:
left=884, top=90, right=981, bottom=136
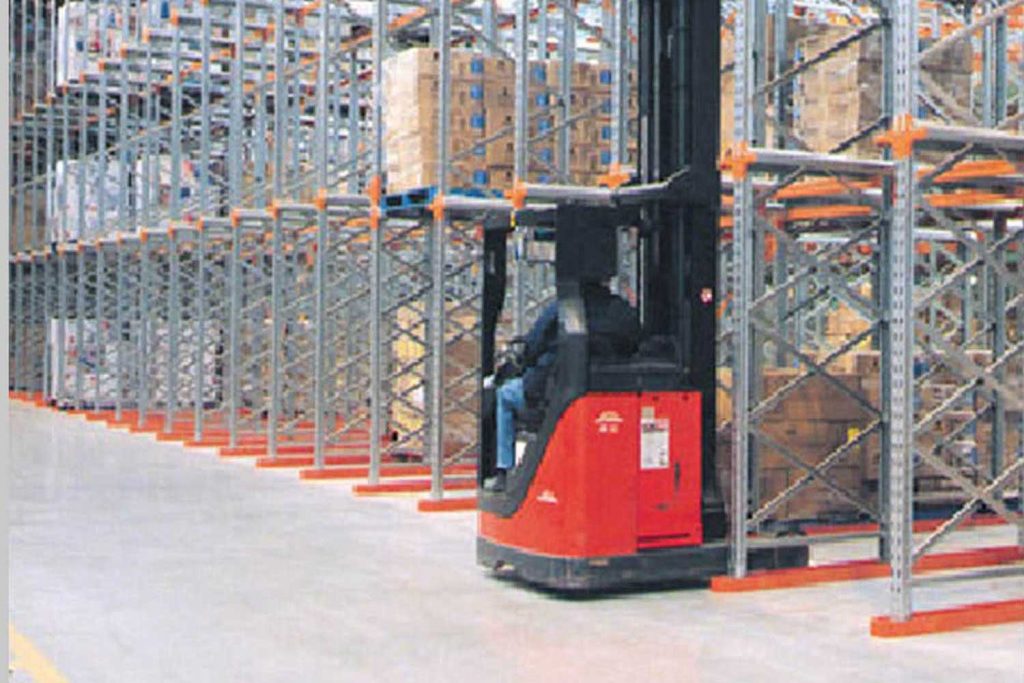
left=229, top=0, right=244, bottom=207
left=482, top=0, right=497, bottom=55
left=273, top=0, right=286, bottom=198
left=268, top=210, right=283, bottom=458
left=559, top=1, right=574, bottom=183
left=982, top=13, right=995, bottom=127
left=56, top=247, right=68, bottom=405
left=77, top=0, right=88, bottom=234
left=96, top=18, right=108, bottom=238
left=538, top=0, right=548, bottom=59
left=170, top=8, right=183, bottom=221
left=367, top=0, right=387, bottom=486
left=193, top=0, right=212, bottom=441
left=960, top=240, right=973, bottom=342
left=31, top=258, right=41, bottom=393
left=228, top=222, right=242, bottom=447
left=347, top=50, right=360, bottom=194
left=139, top=236, right=151, bottom=425
left=42, top=253, right=52, bottom=402
left=730, top=0, right=756, bottom=579
left=46, top=0, right=56, bottom=246
left=266, top=0, right=287, bottom=459
left=255, top=43, right=268, bottom=194
left=34, top=0, right=42, bottom=106
left=75, top=245, right=86, bottom=409
left=18, top=259, right=27, bottom=392
left=12, top=261, right=24, bottom=392
left=990, top=216, right=1007, bottom=479
left=426, top=0, right=453, bottom=500
left=289, top=25, right=301, bottom=188
left=141, top=21, right=153, bottom=230
left=194, top=227, right=207, bottom=441
left=60, top=0, right=70, bottom=245
left=886, top=0, right=918, bottom=624
left=95, top=242, right=106, bottom=411
left=611, top=0, right=629, bottom=167
left=877, top=0, right=896, bottom=563
left=18, top=0, right=29, bottom=251
left=23, top=258, right=32, bottom=394
left=313, top=0, right=331, bottom=470
left=118, top=0, right=130, bottom=234
left=772, top=0, right=789, bottom=368
left=20, top=259, right=29, bottom=394
left=166, top=231, right=181, bottom=433
left=115, top=239, right=127, bottom=420
left=199, top=2, right=211, bottom=216
left=994, top=15, right=1008, bottom=122
left=513, top=0, right=529, bottom=337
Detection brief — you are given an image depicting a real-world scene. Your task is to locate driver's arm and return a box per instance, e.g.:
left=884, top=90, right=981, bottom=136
left=521, top=303, right=559, bottom=366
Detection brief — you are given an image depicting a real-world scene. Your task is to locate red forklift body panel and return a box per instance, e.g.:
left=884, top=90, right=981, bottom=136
left=479, top=392, right=703, bottom=558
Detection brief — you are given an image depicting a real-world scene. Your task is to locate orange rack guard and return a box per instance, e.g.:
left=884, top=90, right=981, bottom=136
left=870, top=599, right=1024, bottom=638
left=710, top=545, right=1024, bottom=593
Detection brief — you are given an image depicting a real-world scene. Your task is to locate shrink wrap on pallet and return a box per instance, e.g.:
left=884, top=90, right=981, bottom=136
left=54, top=160, right=122, bottom=241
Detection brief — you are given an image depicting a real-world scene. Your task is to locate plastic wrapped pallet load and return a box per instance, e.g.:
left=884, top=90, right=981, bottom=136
left=54, top=160, right=122, bottom=241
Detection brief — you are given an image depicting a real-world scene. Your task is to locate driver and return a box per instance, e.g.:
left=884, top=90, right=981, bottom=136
left=484, top=280, right=637, bottom=492
left=484, top=300, right=558, bottom=492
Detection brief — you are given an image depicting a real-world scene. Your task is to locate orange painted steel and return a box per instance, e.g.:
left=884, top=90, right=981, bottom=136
left=785, top=204, right=874, bottom=222
left=925, top=190, right=1023, bottom=209
left=352, top=478, right=478, bottom=496
left=802, top=514, right=1007, bottom=536
left=710, top=545, right=1024, bottom=593
left=297, top=464, right=476, bottom=481
left=774, top=178, right=878, bottom=200
left=870, top=599, right=1024, bottom=638
left=254, top=454, right=391, bottom=469
left=417, top=497, right=478, bottom=513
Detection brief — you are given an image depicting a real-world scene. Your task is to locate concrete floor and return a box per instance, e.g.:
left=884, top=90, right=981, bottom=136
left=9, top=403, right=1024, bottom=683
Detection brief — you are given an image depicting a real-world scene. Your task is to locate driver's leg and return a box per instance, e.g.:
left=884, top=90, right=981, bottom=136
left=495, top=376, right=525, bottom=472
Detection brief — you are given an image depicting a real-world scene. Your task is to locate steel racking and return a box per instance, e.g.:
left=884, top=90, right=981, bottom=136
left=8, top=0, right=1023, bottom=632
left=723, top=0, right=1023, bottom=632
left=9, top=0, right=634, bottom=489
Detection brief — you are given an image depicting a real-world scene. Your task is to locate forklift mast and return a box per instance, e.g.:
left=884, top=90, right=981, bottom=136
left=637, top=0, right=725, bottom=536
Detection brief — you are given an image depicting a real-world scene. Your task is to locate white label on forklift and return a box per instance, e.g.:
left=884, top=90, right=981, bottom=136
left=640, top=410, right=670, bottom=470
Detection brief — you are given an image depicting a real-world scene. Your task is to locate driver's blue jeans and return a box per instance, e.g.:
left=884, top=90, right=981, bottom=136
left=496, top=377, right=526, bottom=470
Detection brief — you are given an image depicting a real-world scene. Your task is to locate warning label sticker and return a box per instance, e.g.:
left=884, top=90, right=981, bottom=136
left=640, top=411, right=670, bottom=470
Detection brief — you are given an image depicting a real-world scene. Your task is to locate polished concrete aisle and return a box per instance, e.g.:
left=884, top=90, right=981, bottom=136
left=9, top=403, right=1024, bottom=682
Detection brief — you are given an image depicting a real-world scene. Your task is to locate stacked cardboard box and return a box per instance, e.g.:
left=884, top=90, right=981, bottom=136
left=848, top=349, right=1021, bottom=495
left=721, top=20, right=972, bottom=158
left=824, top=301, right=872, bottom=358
left=383, top=48, right=637, bottom=192
left=383, top=49, right=487, bottom=191
left=794, top=27, right=971, bottom=156
left=715, top=367, right=876, bottom=521
left=714, top=338, right=1019, bottom=522
left=720, top=17, right=819, bottom=154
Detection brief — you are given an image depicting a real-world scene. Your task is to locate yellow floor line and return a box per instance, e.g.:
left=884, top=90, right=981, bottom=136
left=9, top=624, right=70, bottom=683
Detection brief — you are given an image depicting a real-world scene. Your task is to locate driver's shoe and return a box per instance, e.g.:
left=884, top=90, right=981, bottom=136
left=483, top=469, right=507, bottom=492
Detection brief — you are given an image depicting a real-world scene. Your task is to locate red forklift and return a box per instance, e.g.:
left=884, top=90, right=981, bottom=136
left=476, top=0, right=807, bottom=590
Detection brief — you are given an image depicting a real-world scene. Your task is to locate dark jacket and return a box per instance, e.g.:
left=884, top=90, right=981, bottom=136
left=519, top=287, right=639, bottom=401
left=521, top=302, right=559, bottom=401
left=583, top=285, right=639, bottom=359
